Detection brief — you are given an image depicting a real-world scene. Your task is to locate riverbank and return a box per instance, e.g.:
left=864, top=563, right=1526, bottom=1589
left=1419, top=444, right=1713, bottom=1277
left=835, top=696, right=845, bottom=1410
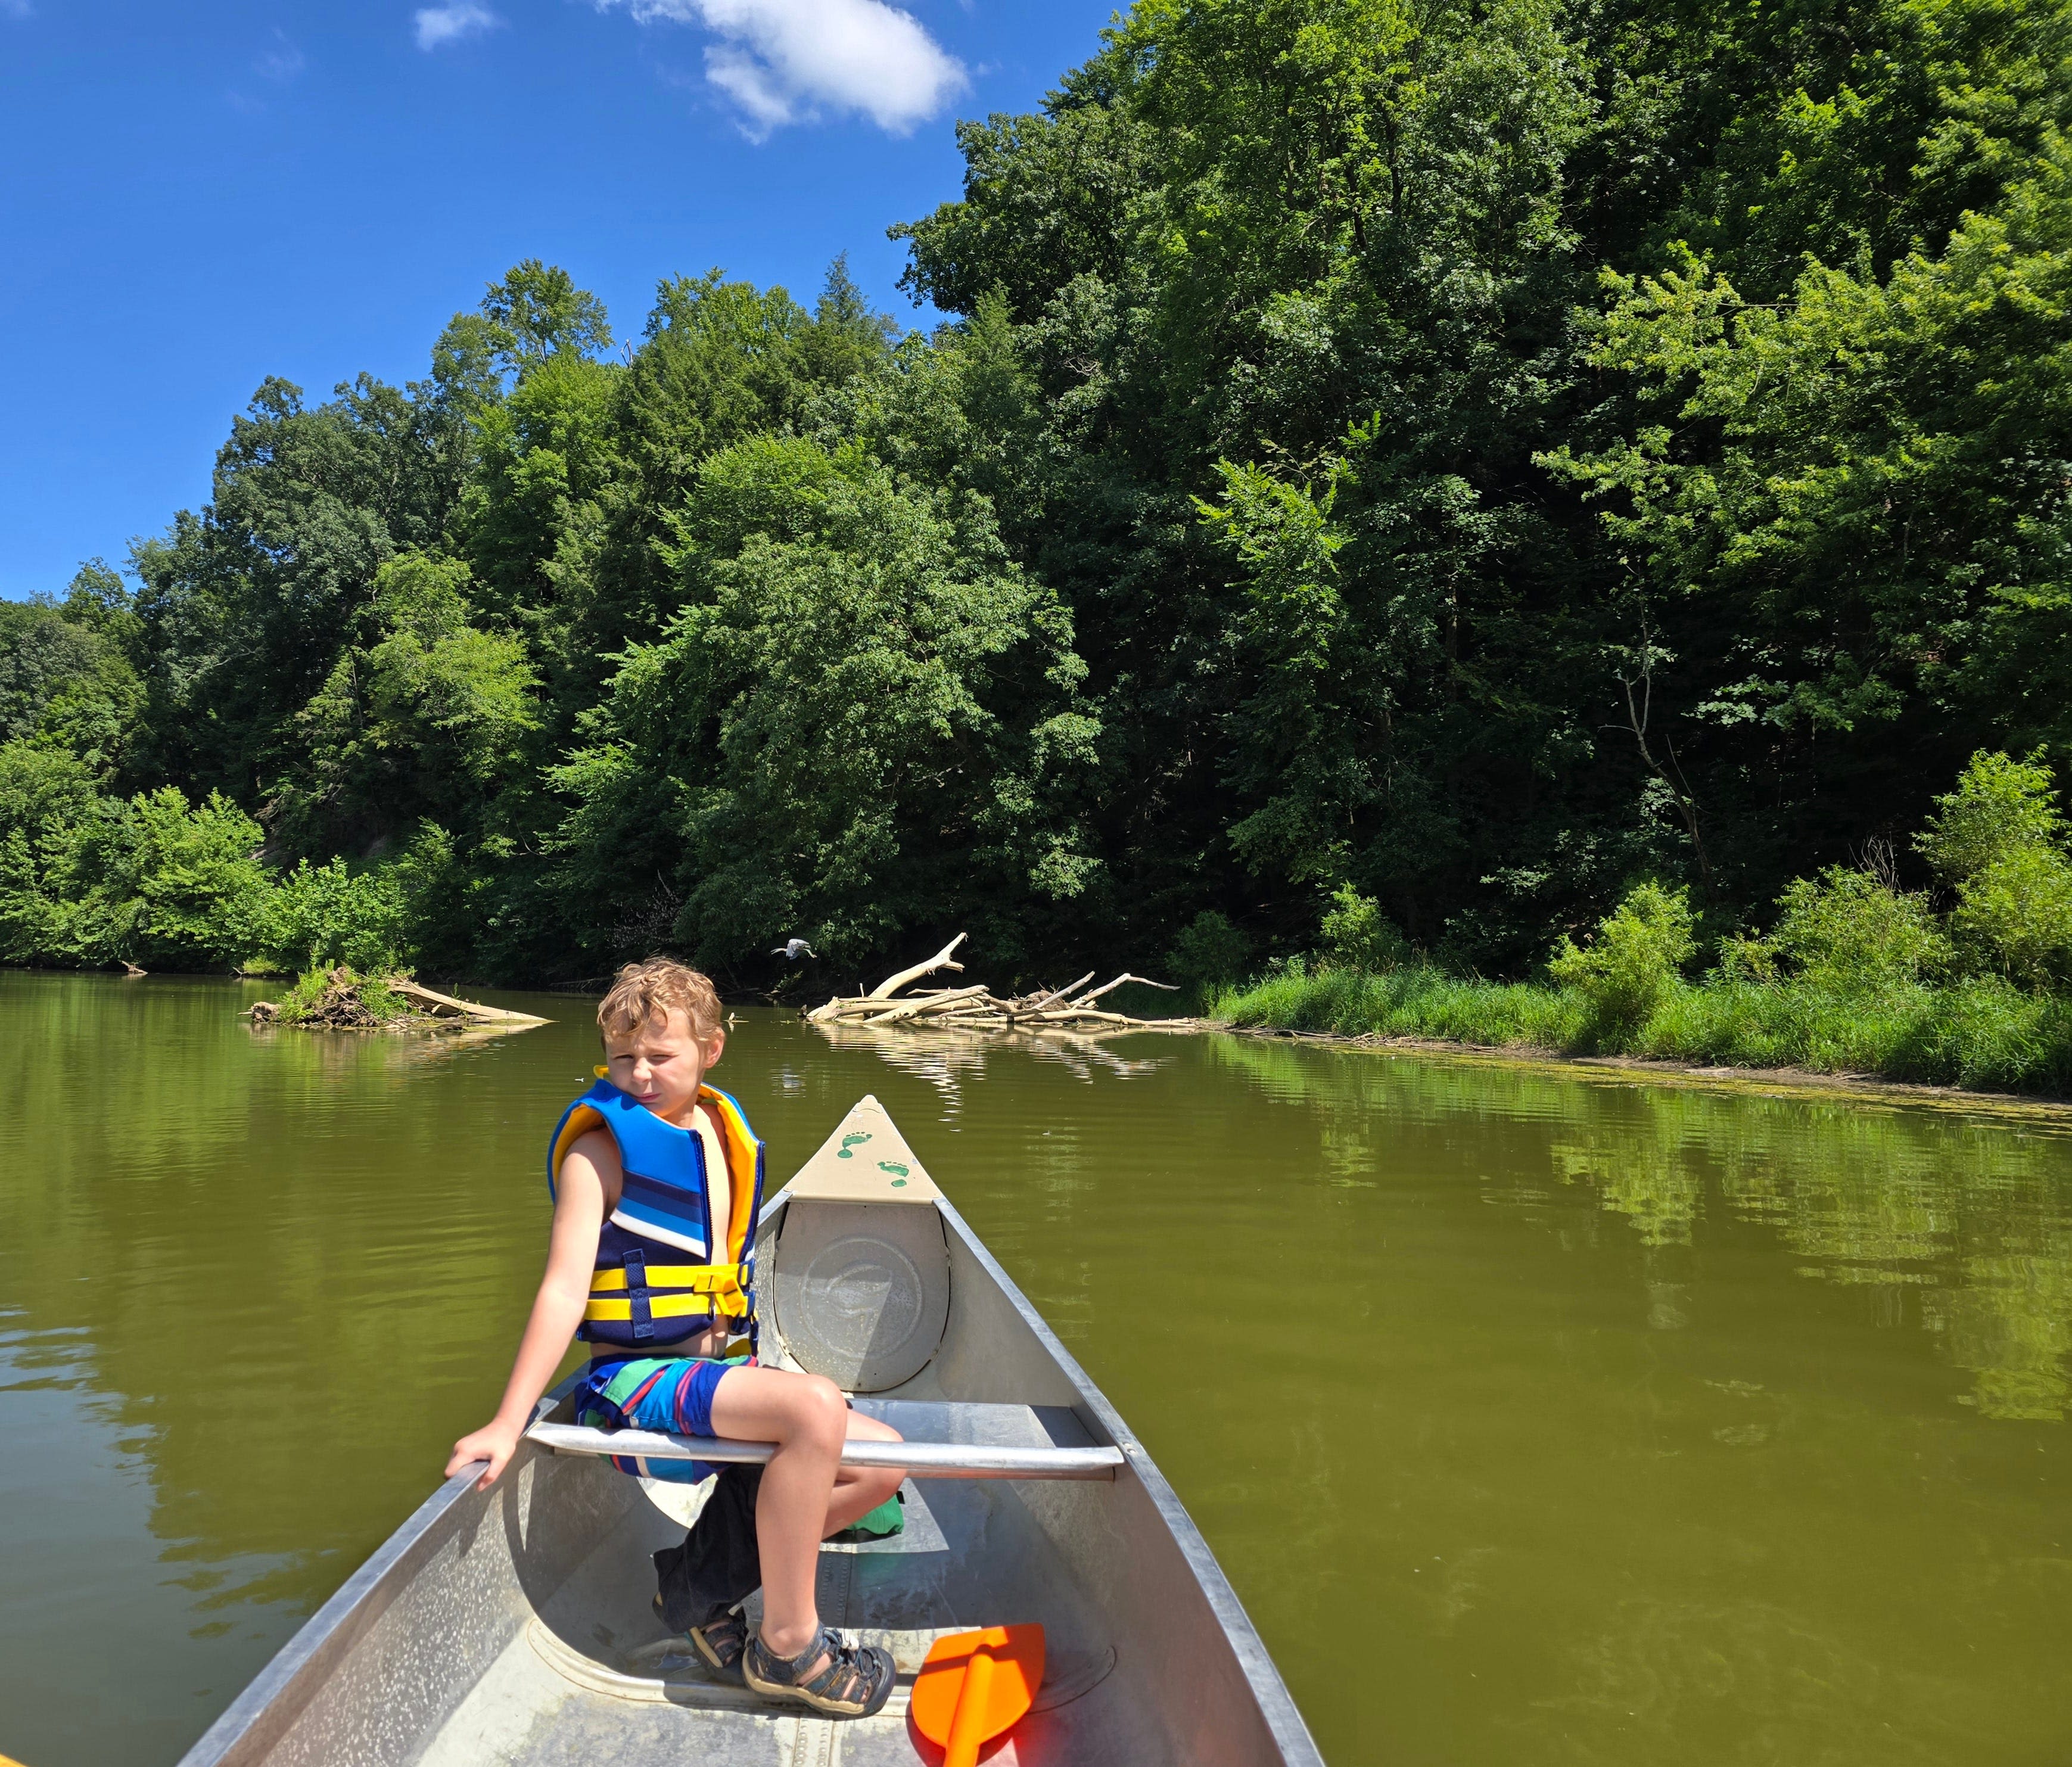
left=1209, top=966, right=2072, bottom=1102
left=1224, top=1022, right=2072, bottom=1124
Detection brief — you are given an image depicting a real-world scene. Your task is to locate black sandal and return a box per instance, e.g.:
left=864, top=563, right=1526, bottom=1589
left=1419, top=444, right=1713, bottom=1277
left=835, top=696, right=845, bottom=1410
left=742, top=1623, right=895, bottom=1719
left=653, top=1595, right=749, bottom=1684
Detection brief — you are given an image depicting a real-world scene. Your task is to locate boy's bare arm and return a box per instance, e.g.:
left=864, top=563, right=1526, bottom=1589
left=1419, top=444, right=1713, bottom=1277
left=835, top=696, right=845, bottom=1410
left=446, top=1138, right=612, bottom=1489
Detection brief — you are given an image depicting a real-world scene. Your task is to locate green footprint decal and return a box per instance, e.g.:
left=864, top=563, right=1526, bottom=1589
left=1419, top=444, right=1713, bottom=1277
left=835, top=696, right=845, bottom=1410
left=877, top=1160, right=909, bottom=1177
left=835, top=1131, right=872, bottom=1160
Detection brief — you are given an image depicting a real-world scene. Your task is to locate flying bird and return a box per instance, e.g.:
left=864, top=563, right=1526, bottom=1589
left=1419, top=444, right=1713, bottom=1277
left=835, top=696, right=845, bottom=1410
left=772, top=938, right=817, bottom=961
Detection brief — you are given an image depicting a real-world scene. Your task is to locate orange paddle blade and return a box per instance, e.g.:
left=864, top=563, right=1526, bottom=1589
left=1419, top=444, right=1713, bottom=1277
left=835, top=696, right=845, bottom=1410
left=911, top=1623, right=1046, bottom=1766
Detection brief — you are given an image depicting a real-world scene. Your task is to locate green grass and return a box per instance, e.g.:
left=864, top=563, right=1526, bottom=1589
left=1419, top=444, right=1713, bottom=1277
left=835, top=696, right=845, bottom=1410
left=1209, top=965, right=2072, bottom=1096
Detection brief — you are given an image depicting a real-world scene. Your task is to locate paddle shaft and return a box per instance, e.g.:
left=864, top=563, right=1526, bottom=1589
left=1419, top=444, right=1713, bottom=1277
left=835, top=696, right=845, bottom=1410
left=945, top=1645, right=997, bottom=1767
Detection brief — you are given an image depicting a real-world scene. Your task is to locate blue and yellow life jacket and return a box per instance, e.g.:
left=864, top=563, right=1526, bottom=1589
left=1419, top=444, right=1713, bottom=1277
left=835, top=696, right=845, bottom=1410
left=547, top=1078, right=766, bottom=1351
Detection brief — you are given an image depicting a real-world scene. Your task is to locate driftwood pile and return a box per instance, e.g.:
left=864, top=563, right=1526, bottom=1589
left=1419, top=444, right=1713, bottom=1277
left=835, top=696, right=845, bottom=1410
left=805, top=935, right=1198, bottom=1037
left=247, top=970, right=548, bottom=1032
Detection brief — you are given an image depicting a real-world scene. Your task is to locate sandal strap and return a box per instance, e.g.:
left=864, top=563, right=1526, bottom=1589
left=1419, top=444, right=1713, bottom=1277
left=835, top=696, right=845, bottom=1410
left=762, top=1625, right=883, bottom=1706
left=694, top=1609, right=749, bottom=1652
left=797, top=1632, right=879, bottom=1706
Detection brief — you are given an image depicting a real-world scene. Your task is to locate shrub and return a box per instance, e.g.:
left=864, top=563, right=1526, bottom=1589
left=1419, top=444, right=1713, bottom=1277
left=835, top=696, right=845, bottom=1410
left=271, top=965, right=415, bottom=1028
left=262, top=856, right=411, bottom=973
left=1763, top=866, right=1952, bottom=993
left=1917, top=750, right=2065, bottom=884
left=1547, top=881, right=1695, bottom=1041
left=1318, top=884, right=1410, bottom=972
left=1952, top=844, right=2072, bottom=989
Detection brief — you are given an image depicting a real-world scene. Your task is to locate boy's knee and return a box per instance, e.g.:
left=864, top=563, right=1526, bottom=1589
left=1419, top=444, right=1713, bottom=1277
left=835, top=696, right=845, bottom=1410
left=794, top=1374, right=847, bottom=1446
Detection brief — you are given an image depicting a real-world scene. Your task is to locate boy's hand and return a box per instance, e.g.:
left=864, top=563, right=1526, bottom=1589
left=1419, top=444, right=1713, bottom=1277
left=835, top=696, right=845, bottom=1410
left=446, top=1419, right=522, bottom=1490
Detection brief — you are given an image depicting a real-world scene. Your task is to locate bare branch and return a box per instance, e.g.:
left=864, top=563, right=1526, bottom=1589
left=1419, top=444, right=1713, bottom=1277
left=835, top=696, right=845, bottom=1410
left=865, top=933, right=969, bottom=1001
left=1017, top=971, right=1097, bottom=1015
left=1074, top=972, right=1178, bottom=1007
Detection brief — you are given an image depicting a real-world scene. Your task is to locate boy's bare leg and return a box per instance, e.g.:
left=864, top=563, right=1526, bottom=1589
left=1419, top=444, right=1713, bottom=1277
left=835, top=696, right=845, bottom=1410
left=824, top=1410, right=905, bottom=1536
left=708, top=1367, right=906, bottom=1665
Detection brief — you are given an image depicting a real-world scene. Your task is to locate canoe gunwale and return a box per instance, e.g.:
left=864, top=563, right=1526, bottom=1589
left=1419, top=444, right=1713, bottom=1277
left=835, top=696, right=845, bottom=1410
left=176, top=1172, right=1323, bottom=1767
left=175, top=1452, right=511, bottom=1766
left=928, top=1192, right=1326, bottom=1767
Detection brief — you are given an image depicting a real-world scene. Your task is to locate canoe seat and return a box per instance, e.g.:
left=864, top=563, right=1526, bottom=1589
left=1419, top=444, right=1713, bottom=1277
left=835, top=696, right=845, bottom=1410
left=526, top=1398, right=1124, bottom=1482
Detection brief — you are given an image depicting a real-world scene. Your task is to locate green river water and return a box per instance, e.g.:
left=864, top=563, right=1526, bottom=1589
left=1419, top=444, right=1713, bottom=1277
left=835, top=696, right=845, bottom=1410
left=2, top=971, right=2070, bottom=1765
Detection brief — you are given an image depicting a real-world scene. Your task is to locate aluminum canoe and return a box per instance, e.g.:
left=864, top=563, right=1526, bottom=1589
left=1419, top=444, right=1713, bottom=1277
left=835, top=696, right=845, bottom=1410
left=178, top=1095, right=1323, bottom=1767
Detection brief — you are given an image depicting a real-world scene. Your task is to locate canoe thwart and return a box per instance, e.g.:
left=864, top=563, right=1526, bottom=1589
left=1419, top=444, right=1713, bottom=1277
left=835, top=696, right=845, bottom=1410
left=526, top=1398, right=1123, bottom=1482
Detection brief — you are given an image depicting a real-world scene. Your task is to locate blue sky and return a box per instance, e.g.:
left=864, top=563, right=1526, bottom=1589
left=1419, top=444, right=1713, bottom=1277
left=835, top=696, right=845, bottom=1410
left=0, top=0, right=1117, bottom=601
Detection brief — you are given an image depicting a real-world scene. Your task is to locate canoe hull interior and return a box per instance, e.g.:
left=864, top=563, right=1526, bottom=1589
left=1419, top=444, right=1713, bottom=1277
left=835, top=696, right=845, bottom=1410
left=179, top=1102, right=1318, bottom=1767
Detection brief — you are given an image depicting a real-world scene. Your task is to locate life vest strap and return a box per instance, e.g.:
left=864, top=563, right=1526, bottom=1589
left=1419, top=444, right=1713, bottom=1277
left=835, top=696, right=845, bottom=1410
left=584, top=1290, right=751, bottom=1324
left=587, top=1262, right=747, bottom=1296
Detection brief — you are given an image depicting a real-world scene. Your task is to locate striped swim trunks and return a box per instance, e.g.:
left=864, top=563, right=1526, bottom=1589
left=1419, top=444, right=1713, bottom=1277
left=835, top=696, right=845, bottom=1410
left=573, top=1353, right=751, bottom=1485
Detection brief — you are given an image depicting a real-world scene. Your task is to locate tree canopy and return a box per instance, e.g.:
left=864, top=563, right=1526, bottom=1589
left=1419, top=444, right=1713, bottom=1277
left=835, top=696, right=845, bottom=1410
left=8, top=0, right=2072, bottom=990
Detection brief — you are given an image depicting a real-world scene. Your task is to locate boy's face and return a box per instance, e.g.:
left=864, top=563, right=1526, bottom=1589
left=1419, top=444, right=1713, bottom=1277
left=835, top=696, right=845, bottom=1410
left=604, top=1007, right=724, bottom=1122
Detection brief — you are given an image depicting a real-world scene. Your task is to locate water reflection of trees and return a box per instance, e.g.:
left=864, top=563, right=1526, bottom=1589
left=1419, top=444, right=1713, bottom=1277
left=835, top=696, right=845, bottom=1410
left=1209, top=1037, right=2072, bottom=1420
left=0, top=974, right=561, bottom=1624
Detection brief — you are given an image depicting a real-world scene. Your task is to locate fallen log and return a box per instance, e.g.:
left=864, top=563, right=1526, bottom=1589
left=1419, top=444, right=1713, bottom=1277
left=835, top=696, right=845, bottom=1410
left=806, top=938, right=1200, bottom=1039
left=245, top=970, right=550, bottom=1033
left=858, top=984, right=993, bottom=1025
left=387, top=978, right=550, bottom=1026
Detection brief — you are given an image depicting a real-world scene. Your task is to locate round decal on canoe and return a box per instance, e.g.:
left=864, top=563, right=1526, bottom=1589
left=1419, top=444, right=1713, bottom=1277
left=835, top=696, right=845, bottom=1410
left=771, top=1202, right=951, bottom=1390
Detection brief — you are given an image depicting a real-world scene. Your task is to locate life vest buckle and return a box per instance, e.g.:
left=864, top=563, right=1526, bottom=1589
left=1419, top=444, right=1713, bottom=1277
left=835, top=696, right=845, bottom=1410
left=623, top=1248, right=654, bottom=1339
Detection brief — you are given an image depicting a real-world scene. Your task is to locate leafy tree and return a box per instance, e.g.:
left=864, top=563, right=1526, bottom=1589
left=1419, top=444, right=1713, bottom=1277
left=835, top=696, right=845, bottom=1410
left=55, top=787, right=274, bottom=969
left=0, top=592, right=144, bottom=776
left=1952, top=844, right=2072, bottom=988
left=548, top=437, right=1099, bottom=975
left=23, top=0, right=2072, bottom=996
left=1318, top=884, right=1410, bottom=972
left=130, top=372, right=469, bottom=799
left=1166, top=909, right=1255, bottom=1003
left=478, top=259, right=613, bottom=370
left=278, top=551, right=540, bottom=855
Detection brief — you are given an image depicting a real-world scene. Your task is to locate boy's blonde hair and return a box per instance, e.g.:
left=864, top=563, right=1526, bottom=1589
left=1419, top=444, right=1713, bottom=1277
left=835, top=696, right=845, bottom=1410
left=598, top=956, right=723, bottom=1041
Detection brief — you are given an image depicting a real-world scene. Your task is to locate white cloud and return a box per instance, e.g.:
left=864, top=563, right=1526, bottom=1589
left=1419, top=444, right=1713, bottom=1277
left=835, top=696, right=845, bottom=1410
left=415, top=3, right=500, bottom=50
left=598, top=0, right=966, bottom=138
left=256, top=30, right=306, bottom=80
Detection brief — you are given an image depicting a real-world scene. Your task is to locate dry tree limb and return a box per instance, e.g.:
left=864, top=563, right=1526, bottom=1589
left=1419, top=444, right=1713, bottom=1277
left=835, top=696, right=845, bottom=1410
left=860, top=984, right=991, bottom=1025
left=808, top=934, right=973, bottom=1021
left=388, top=977, right=549, bottom=1026
left=1075, top=972, right=1178, bottom=1007
left=808, top=997, right=881, bottom=1021
left=866, top=933, right=968, bottom=1001
left=806, top=942, right=1199, bottom=1040
left=1016, top=971, right=1096, bottom=1016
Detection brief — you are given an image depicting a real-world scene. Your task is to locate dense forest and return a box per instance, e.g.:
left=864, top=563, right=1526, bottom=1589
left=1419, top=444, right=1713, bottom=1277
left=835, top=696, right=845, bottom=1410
left=6, top=0, right=2072, bottom=1008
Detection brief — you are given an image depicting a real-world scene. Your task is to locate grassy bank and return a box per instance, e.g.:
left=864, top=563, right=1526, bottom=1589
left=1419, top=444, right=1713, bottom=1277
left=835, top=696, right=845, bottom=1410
left=1210, top=967, right=2072, bottom=1096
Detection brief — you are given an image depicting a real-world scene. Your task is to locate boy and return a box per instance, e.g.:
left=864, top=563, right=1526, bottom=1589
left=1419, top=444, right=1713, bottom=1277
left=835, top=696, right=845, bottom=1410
left=447, top=957, right=907, bottom=1718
